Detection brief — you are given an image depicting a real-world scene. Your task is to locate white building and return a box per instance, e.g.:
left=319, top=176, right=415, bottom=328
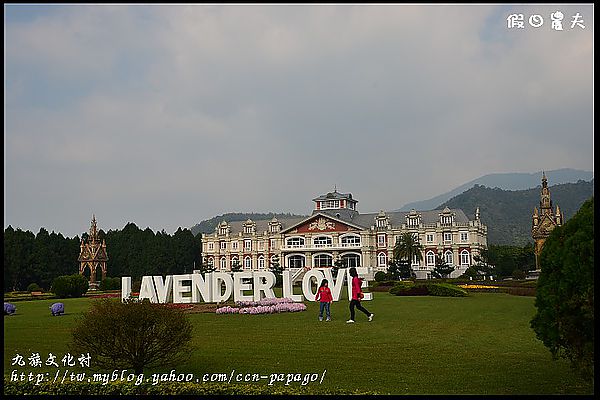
left=202, top=190, right=487, bottom=281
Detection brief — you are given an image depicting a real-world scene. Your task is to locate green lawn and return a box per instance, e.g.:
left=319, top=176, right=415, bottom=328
left=3, top=291, right=593, bottom=395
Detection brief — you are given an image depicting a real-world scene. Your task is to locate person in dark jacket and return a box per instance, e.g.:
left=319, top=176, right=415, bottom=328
left=347, top=267, right=373, bottom=323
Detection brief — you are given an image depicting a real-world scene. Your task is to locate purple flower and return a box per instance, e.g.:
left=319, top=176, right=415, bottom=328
left=50, top=303, right=64, bottom=316
left=4, top=303, right=16, bottom=315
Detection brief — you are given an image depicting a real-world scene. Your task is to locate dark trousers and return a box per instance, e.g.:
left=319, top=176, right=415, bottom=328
left=349, top=299, right=371, bottom=320
left=319, top=302, right=331, bottom=319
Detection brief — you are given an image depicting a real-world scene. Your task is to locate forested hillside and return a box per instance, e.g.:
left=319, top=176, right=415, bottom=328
left=437, top=180, right=594, bottom=245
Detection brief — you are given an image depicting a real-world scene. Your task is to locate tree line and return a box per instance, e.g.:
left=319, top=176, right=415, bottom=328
left=3, top=223, right=201, bottom=292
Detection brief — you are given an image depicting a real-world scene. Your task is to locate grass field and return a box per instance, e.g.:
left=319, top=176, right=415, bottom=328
left=3, top=291, right=593, bottom=395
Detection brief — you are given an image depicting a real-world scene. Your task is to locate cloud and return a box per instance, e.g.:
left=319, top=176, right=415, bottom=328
left=4, top=4, right=593, bottom=236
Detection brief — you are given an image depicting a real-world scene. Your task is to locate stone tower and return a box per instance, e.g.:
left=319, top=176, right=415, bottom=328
left=531, top=172, right=563, bottom=274
left=78, top=215, right=108, bottom=288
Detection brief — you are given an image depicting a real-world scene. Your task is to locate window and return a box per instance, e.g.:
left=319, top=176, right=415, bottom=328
left=258, top=240, right=264, bottom=250
left=376, top=219, right=386, bottom=228
left=341, top=253, right=361, bottom=268
left=443, top=232, right=452, bottom=243
left=220, top=257, right=227, bottom=270
left=426, top=233, right=435, bottom=243
left=441, top=215, right=453, bottom=225
left=377, top=234, right=386, bottom=247
left=244, top=239, right=252, bottom=251
left=208, top=242, right=214, bottom=251
left=340, top=235, right=360, bottom=247
left=321, top=200, right=340, bottom=209
left=407, top=217, right=420, bottom=227
left=377, top=252, right=387, bottom=267
left=231, top=256, right=239, bottom=267
left=244, top=256, right=252, bottom=270
left=232, top=241, right=238, bottom=250
left=412, top=232, right=420, bottom=242
left=460, top=250, right=470, bottom=266
left=460, top=232, right=468, bottom=242
left=270, top=239, right=277, bottom=249
left=288, top=254, right=305, bottom=268
left=258, top=256, right=265, bottom=269
left=314, top=254, right=333, bottom=267
left=313, top=236, right=332, bottom=247
left=220, top=241, right=226, bottom=250
left=244, top=226, right=253, bottom=234
left=208, top=257, right=214, bottom=268
left=444, top=251, right=453, bottom=265
left=426, top=251, right=435, bottom=266
left=219, top=226, right=227, bottom=235
left=412, top=254, right=420, bottom=266
left=286, top=237, right=305, bottom=248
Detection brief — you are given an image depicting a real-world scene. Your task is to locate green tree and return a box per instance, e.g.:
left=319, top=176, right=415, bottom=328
left=51, top=274, right=89, bottom=298
left=269, top=254, right=283, bottom=287
left=392, top=232, right=424, bottom=268
left=530, top=197, right=594, bottom=381
left=72, top=298, right=193, bottom=374
left=432, top=256, right=455, bottom=279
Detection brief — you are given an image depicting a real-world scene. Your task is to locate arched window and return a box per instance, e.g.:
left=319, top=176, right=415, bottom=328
left=220, top=257, right=227, bottom=270
left=444, top=251, right=453, bottom=266
left=244, top=256, right=252, bottom=270
left=426, top=251, right=435, bottom=266
left=258, top=255, right=265, bottom=269
left=314, top=254, right=333, bottom=267
left=288, top=254, right=305, bottom=268
left=460, top=250, right=470, bottom=266
left=313, top=236, right=333, bottom=247
left=377, top=252, right=387, bottom=267
left=341, top=253, right=361, bottom=268
left=208, top=257, right=214, bottom=268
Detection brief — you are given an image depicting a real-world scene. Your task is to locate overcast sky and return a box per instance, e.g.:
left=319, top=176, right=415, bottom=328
left=4, top=4, right=594, bottom=238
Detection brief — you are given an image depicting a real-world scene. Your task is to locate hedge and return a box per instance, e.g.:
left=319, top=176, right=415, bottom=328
left=427, top=283, right=468, bottom=297
left=51, top=274, right=89, bottom=298
left=3, top=378, right=380, bottom=395
left=389, top=281, right=429, bottom=296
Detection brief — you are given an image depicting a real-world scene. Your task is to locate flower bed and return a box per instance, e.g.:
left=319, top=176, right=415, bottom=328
left=88, top=293, right=121, bottom=299
left=216, top=297, right=307, bottom=315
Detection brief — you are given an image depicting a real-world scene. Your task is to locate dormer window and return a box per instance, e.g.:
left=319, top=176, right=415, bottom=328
left=407, top=210, right=421, bottom=228
left=243, top=219, right=256, bottom=235
left=218, top=221, right=229, bottom=236
left=439, top=208, right=455, bottom=226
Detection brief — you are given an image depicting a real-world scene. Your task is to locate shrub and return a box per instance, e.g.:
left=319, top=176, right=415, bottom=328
left=26, top=283, right=41, bottom=293
left=427, top=283, right=468, bottom=297
left=374, top=271, right=387, bottom=282
left=72, top=298, right=193, bottom=374
left=51, top=275, right=89, bottom=298
left=98, top=277, right=121, bottom=291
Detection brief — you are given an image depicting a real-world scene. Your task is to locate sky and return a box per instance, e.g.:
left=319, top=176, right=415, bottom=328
left=4, top=4, right=594, bottom=238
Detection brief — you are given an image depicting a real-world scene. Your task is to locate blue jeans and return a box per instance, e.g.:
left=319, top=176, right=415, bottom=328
left=319, top=302, right=331, bottom=319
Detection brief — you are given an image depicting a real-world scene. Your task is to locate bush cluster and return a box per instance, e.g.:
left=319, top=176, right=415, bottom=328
left=51, top=274, right=89, bottom=298
left=2, top=379, right=380, bottom=395
left=374, top=271, right=387, bottom=282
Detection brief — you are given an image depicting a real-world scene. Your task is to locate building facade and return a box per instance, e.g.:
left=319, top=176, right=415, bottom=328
left=531, top=172, right=563, bottom=273
left=202, top=190, right=487, bottom=281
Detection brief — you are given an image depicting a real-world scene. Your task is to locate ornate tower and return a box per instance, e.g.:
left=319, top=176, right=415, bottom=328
left=78, top=215, right=108, bottom=288
left=531, top=172, right=562, bottom=273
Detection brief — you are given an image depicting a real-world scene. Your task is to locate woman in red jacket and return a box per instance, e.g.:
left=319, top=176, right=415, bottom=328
left=315, top=279, right=333, bottom=321
left=347, top=267, right=373, bottom=323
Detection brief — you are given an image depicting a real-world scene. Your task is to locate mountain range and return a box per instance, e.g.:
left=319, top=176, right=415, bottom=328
left=397, top=168, right=593, bottom=212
